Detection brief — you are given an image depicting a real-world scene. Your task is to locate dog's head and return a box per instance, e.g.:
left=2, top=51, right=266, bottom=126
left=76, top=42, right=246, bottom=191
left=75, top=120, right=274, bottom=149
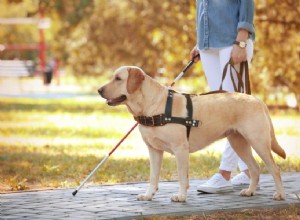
left=98, top=66, right=145, bottom=106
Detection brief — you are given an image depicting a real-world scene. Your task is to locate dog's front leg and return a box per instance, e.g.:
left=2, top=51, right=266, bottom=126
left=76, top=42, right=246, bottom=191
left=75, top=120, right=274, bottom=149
left=137, top=146, right=163, bottom=201
left=172, top=147, right=189, bottom=202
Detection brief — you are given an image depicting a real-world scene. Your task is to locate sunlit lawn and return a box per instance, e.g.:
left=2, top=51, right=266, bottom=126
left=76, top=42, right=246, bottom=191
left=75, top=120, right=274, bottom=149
left=0, top=96, right=299, bottom=192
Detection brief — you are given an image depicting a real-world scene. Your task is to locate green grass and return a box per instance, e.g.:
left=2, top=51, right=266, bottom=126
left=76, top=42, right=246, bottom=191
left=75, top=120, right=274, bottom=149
left=0, top=96, right=299, bottom=192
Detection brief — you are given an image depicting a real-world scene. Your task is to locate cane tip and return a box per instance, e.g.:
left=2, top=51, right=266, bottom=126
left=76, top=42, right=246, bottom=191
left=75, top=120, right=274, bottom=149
left=72, top=190, right=78, bottom=196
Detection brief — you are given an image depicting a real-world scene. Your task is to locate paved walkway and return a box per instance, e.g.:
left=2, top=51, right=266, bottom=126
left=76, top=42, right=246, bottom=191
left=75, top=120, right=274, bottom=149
left=1, top=173, right=299, bottom=220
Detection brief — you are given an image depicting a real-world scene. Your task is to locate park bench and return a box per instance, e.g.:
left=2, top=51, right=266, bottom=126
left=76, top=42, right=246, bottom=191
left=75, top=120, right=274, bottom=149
left=0, top=60, right=35, bottom=78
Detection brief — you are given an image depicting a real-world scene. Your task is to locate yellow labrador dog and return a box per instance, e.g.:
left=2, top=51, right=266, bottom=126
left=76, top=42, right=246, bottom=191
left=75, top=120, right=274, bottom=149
left=98, top=66, right=286, bottom=202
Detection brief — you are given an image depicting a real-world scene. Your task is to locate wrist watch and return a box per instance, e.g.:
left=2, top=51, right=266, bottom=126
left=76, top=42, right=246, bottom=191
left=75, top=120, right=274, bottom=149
left=234, top=40, right=247, bottom=48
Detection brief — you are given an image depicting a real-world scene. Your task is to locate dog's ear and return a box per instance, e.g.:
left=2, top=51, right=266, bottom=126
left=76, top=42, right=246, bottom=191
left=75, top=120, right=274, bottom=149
left=127, top=67, right=145, bottom=94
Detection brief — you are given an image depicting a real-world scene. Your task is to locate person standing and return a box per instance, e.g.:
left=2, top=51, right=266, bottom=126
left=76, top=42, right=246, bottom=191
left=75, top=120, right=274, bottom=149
left=190, top=0, right=256, bottom=193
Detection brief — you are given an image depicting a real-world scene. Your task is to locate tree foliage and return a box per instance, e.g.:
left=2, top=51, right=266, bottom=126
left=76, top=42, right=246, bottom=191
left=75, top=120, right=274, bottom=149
left=0, top=0, right=299, bottom=109
left=66, top=0, right=197, bottom=78
left=253, top=0, right=300, bottom=108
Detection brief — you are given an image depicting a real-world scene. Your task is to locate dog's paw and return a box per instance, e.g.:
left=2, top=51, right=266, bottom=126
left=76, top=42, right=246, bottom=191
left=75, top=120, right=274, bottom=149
left=240, top=189, right=256, bottom=197
left=273, top=192, right=285, bottom=200
left=137, top=194, right=152, bottom=201
left=171, top=194, right=186, bottom=202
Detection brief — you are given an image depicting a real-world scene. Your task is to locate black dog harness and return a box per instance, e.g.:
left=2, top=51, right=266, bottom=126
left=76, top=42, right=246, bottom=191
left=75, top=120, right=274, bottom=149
left=134, top=90, right=200, bottom=139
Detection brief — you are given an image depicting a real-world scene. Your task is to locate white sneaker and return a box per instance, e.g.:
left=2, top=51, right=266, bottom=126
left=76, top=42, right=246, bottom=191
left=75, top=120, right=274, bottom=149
left=231, top=172, right=250, bottom=186
left=197, top=173, right=233, bottom=193
left=231, top=172, right=260, bottom=189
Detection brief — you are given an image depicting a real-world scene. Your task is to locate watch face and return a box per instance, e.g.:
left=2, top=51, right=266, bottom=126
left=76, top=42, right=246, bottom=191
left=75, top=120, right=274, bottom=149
left=240, top=42, right=247, bottom=48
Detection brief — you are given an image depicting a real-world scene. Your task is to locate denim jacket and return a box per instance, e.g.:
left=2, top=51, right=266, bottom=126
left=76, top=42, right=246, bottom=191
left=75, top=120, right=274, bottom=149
left=196, top=0, right=255, bottom=50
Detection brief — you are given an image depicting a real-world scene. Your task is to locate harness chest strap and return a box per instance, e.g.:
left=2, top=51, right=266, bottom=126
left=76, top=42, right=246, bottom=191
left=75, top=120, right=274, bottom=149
left=134, top=90, right=200, bottom=138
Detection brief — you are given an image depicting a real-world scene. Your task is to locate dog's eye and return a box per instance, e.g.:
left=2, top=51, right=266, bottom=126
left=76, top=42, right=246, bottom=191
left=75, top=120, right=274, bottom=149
left=115, top=76, right=122, bottom=81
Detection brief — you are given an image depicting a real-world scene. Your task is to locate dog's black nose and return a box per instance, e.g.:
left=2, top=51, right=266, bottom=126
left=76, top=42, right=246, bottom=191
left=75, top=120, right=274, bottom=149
left=98, top=87, right=104, bottom=96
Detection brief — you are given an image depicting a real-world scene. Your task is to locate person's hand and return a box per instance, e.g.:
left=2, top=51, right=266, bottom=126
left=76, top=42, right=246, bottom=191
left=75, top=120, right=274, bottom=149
left=190, top=45, right=201, bottom=62
left=231, top=45, right=247, bottom=64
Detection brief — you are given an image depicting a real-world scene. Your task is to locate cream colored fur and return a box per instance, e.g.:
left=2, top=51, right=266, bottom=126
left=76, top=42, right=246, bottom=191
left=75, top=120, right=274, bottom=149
left=99, top=66, right=286, bottom=202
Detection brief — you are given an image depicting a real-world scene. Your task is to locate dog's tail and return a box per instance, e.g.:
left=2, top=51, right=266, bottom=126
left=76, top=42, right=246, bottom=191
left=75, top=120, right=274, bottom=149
left=264, top=104, right=286, bottom=159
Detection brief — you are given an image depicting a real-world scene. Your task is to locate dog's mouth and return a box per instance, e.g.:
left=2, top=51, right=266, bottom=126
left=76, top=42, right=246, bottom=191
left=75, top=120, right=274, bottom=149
left=106, top=95, right=127, bottom=106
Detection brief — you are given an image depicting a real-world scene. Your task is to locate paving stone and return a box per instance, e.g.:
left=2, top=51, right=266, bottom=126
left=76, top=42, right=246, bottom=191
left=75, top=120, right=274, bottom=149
left=0, top=173, right=300, bottom=219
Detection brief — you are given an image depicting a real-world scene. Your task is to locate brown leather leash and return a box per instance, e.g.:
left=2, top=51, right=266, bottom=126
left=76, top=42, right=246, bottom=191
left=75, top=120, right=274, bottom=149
left=219, top=59, right=251, bottom=95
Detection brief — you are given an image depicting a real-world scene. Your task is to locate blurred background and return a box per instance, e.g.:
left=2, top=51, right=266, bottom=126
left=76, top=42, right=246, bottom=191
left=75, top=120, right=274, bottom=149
left=0, top=0, right=299, bottom=192
left=0, top=0, right=299, bottom=108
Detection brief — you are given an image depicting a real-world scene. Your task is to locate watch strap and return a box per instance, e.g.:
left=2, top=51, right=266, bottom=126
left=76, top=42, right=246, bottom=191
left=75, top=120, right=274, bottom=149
left=234, top=40, right=247, bottom=48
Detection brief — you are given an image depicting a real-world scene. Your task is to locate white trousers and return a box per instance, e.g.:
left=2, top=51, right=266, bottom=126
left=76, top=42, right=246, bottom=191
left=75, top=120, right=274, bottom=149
left=199, top=40, right=253, bottom=172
